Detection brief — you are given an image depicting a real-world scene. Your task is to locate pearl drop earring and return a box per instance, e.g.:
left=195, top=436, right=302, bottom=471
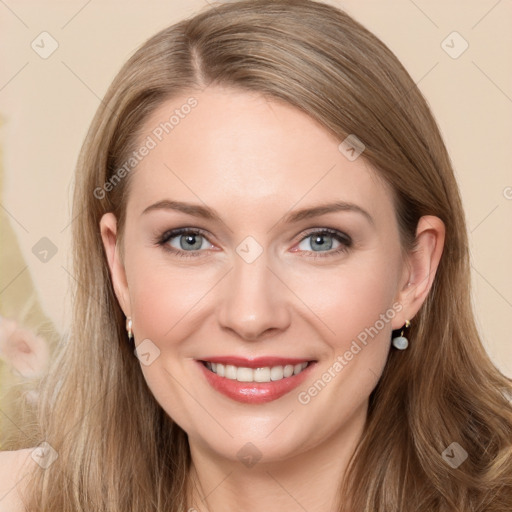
left=392, top=319, right=410, bottom=350
left=126, top=317, right=133, bottom=340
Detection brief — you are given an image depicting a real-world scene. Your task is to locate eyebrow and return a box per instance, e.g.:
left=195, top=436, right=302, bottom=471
left=141, top=199, right=374, bottom=226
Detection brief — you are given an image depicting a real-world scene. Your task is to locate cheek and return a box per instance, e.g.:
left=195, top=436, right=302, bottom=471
left=123, top=254, right=217, bottom=424
left=287, top=252, right=400, bottom=353
left=124, top=250, right=220, bottom=344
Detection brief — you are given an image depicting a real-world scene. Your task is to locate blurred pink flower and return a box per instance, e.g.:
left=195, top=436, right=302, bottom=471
left=0, top=317, right=50, bottom=378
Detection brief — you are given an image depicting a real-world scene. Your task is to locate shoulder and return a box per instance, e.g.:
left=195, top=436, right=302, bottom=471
left=0, top=448, right=38, bottom=512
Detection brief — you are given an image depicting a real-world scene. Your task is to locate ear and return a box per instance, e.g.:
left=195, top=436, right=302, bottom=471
left=393, top=215, right=445, bottom=327
left=99, top=212, right=131, bottom=317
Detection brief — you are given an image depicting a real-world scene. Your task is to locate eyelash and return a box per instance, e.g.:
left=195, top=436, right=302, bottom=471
left=155, top=227, right=352, bottom=259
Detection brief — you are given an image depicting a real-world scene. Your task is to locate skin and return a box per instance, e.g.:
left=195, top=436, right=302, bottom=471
left=100, top=86, right=445, bottom=511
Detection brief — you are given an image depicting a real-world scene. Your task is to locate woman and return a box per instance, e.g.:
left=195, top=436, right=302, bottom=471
left=1, top=0, right=511, bottom=510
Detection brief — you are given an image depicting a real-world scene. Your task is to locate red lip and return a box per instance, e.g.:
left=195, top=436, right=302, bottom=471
left=199, top=356, right=312, bottom=369
left=196, top=359, right=316, bottom=404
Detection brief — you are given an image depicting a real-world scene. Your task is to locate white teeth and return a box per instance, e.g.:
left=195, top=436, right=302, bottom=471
left=294, top=362, right=307, bottom=375
left=283, top=364, right=294, bottom=378
left=225, top=364, right=237, bottom=380
left=270, top=366, right=284, bottom=381
left=236, top=367, right=253, bottom=382
left=205, top=361, right=310, bottom=382
left=254, top=367, right=271, bottom=382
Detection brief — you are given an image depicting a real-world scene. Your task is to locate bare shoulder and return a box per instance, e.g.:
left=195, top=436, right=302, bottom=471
left=0, top=448, right=38, bottom=512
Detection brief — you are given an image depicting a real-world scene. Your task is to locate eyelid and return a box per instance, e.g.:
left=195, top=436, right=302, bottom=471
left=297, top=227, right=352, bottom=245
left=158, top=226, right=212, bottom=243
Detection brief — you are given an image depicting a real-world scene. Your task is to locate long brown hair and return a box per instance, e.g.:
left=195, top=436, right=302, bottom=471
left=18, top=0, right=512, bottom=510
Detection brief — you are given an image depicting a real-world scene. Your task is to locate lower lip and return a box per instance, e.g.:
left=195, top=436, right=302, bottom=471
left=197, top=361, right=315, bottom=404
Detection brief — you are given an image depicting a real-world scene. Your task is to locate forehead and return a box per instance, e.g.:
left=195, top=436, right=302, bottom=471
left=126, top=86, right=393, bottom=225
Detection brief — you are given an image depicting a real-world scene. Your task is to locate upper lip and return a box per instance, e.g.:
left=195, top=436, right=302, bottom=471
left=199, top=356, right=315, bottom=368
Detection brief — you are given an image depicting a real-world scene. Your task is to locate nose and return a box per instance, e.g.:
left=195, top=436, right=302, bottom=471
left=217, top=252, right=291, bottom=341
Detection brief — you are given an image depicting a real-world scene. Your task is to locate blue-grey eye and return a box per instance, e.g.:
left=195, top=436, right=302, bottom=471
left=168, top=232, right=209, bottom=251
left=298, top=232, right=342, bottom=252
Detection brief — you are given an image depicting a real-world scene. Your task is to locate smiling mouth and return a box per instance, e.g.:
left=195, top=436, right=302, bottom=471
left=201, top=360, right=311, bottom=383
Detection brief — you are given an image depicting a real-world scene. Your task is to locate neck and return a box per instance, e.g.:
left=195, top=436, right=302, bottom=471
left=186, top=401, right=368, bottom=512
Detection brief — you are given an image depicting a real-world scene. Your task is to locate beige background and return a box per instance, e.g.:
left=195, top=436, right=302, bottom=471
left=1, top=0, right=511, bottom=376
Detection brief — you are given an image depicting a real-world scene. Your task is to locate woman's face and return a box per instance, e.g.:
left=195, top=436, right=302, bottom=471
left=101, top=86, right=421, bottom=465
